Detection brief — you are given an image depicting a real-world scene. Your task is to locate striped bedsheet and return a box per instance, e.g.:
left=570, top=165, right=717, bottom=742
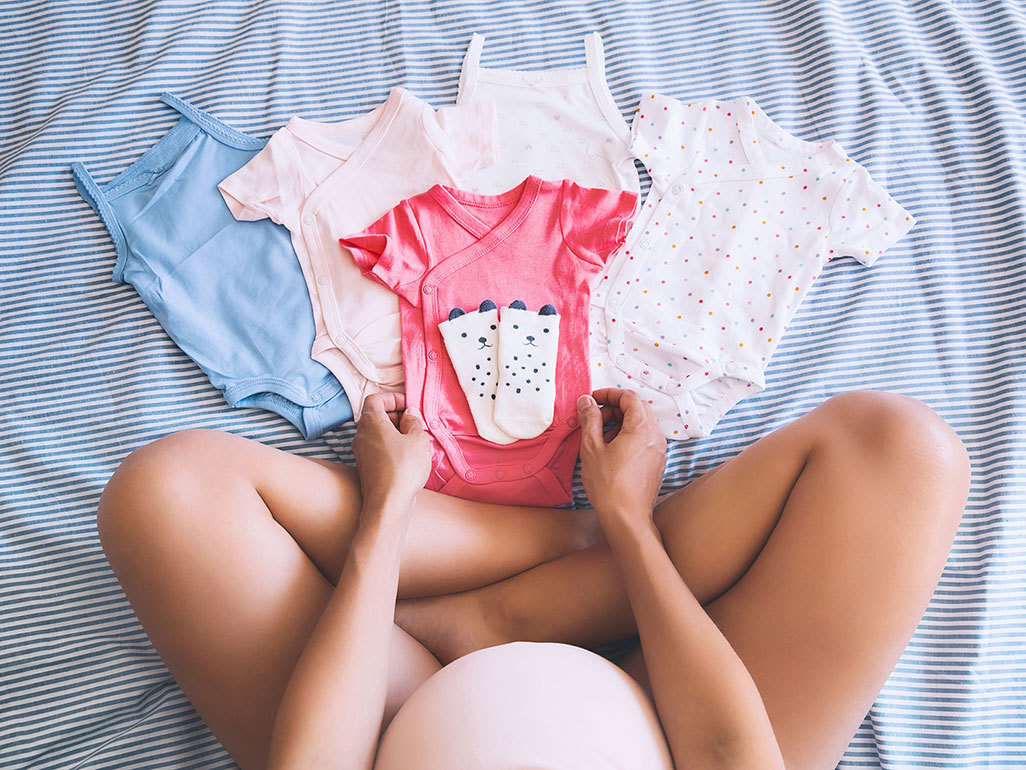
left=2, top=1, right=1024, bottom=767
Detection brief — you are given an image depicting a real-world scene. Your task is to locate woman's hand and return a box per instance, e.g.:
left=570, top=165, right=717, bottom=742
left=352, top=393, right=432, bottom=513
left=269, top=392, right=433, bottom=770
left=577, top=389, right=667, bottom=537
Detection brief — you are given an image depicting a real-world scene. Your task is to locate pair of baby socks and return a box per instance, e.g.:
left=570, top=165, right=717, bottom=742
left=438, top=300, right=560, bottom=443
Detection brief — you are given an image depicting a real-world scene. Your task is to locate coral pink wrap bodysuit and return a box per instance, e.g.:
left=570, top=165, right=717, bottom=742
left=341, top=176, right=636, bottom=506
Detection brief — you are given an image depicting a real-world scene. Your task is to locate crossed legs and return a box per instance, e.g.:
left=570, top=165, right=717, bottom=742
left=96, top=432, right=596, bottom=769
left=395, top=391, right=970, bottom=769
left=97, top=391, right=969, bottom=770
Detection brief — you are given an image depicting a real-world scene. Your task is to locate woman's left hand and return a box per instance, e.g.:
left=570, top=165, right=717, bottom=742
left=577, top=388, right=667, bottom=538
left=352, top=393, right=432, bottom=512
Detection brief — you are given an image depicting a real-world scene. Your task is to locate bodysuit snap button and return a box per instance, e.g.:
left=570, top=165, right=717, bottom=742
left=423, top=284, right=435, bottom=294
left=427, top=350, right=438, bottom=361
left=565, top=415, right=579, bottom=428
left=317, top=275, right=329, bottom=286
left=725, top=361, right=737, bottom=373
left=671, top=184, right=683, bottom=195
left=496, top=468, right=507, bottom=480
left=522, top=463, right=533, bottom=473
left=429, top=419, right=440, bottom=429
left=616, top=354, right=628, bottom=366
left=466, top=469, right=478, bottom=480
left=302, top=215, right=314, bottom=225
left=640, top=239, right=652, bottom=249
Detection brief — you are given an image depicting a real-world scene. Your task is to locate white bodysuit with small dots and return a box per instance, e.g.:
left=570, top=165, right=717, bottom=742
left=455, top=33, right=640, bottom=195
left=590, top=94, right=916, bottom=439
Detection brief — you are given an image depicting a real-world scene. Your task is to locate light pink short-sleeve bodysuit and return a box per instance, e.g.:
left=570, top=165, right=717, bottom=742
left=341, top=176, right=637, bottom=507
left=218, top=87, right=496, bottom=416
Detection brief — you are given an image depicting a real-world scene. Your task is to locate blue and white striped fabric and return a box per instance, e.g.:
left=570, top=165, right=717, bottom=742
left=2, top=1, right=1024, bottom=767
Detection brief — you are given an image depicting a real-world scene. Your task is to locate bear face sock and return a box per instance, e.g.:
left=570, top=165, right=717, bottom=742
left=437, top=300, right=517, bottom=445
left=493, top=300, right=560, bottom=439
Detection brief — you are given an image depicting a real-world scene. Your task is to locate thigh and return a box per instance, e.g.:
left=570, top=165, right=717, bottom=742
left=106, top=429, right=592, bottom=597
left=97, top=431, right=439, bottom=768
left=651, top=392, right=970, bottom=769
left=404, top=393, right=898, bottom=656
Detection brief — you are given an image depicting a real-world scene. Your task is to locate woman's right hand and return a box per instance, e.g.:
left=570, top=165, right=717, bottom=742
left=352, top=392, right=432, bottom=513
left=577, top=389, right=667, bottom=537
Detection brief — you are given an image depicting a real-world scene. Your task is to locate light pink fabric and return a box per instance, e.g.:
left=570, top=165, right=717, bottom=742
left=218, top=87, right=496, bottom=416
left=374, top=642, right=674, bottom=770
left=341, top=176, right=636, bottom=506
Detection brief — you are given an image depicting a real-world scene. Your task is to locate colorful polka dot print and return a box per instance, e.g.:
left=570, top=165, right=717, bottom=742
left=589, top=94, right=916, bottom=440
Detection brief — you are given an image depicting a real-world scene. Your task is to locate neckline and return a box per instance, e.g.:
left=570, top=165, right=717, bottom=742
left=458, top=32, right=631, bottom=146
left=430, top=175, right=542, bottom=241
left=285, top=86, right=406, bottom=161
left=739, top=98, right=840, bottom=169
left=475, top=63, right=589, bottom=86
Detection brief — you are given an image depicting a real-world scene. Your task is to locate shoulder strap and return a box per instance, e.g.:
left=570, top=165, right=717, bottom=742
left=457, top=33, right=485, bottom=103
left=584, top=32, right=605, bottom=81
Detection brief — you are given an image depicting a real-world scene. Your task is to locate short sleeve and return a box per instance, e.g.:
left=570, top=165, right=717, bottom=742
left=424, top=100, right=497, bottom=180
left=559, top=181, right=639, bottom=266
left=828, top=158, right=916, bottom=266
left=629, top=94, right=706, bottom=190
left=339, top=200, right=429, bottom=306
left=217, top=128, right=304, bottom=226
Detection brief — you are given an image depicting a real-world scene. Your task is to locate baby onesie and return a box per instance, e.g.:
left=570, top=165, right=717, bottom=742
left=72, top=93, right=352, bottom=439
left=590, top=94, right=916, bottom=439
left=456, top=32, right=640, bottom=195
left=341, top=176, right=637, bottom=507
left=218, top=87, right=496, bottom=417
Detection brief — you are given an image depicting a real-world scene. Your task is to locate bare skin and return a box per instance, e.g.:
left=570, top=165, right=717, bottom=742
left=575, top=390, right=785, bottom=769
left=266, top=393, right=433, bottom=768
left=395, top=390, right=970, bottom=769
left=97, top=390, right=970, bottom=769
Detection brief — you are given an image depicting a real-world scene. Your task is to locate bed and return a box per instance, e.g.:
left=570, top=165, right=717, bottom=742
left=2, top=0, right=1024, bottom=767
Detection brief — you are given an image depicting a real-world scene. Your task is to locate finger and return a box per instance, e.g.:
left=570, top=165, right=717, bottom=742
left=576, top=394, right=605, bottom=451
left=369, top=391, right=407, bottom=417
left=591, top=388, right=638, bottom=414
left=359, top=393, right=391, bottom=425
left=360, top=394, right=405, bottom=431
left=598, top=403, right=622, bottom=426
left=598, top=404, right=623, bottom=442
left=399, top=406, right=426, bottom=435
left=616, top=390, right=650, bottom=432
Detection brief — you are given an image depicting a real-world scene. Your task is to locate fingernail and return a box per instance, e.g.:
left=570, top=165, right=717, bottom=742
left=407, top=406, right=421, bottom=420
left=577, top=394, right=596, bottom=411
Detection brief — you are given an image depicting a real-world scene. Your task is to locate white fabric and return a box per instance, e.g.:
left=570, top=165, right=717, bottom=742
left=590, top=94, right=916, bottom=439
left=456, top=32, right=640, bottom=195
left=493, top=304, right=560, bottom=439
left=438, top=304, right=516, bottom=444
left=373, top=642, right=674, bottom=770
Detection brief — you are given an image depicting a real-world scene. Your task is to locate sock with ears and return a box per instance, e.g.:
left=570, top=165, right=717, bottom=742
left=437, top=299, right=517, bottom=445
left=493, top=300, right=560, bottom=439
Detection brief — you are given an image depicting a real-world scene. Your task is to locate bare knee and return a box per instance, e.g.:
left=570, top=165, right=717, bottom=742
left=811, top=391, right=971, bottom=527
left=97, top=429, right=239, bottom=564
left=815, top=391, right=969, bottom=470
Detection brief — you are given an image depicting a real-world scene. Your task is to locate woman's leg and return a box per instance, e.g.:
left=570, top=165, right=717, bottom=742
left=397, top=391, right=970, bottom=769
left=96, top=429, right=596, bottom=769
